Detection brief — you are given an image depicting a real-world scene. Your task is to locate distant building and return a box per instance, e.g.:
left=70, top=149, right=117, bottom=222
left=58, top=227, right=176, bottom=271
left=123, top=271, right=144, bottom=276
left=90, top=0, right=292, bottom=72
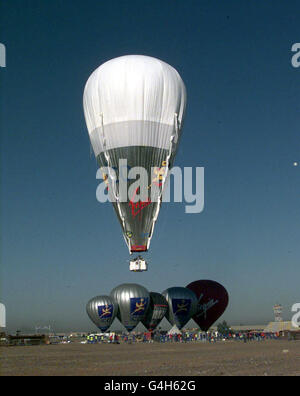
left=264, top=321, right=299, bottom=333
left=273, top=304, right=283, bottom=322
left=227, top=325, right=266, bottom=332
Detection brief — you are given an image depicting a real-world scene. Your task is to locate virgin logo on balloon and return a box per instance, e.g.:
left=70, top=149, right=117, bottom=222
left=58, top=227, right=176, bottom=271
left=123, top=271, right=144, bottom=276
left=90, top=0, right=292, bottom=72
left=129, top=187, right=152, bottom=219
left=196, top=296, right=219, bottom=319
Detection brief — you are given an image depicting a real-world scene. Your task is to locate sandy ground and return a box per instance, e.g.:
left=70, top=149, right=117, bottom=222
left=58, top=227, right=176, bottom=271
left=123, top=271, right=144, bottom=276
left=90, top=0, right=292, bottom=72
left=1, top=340, right=300, bottom=376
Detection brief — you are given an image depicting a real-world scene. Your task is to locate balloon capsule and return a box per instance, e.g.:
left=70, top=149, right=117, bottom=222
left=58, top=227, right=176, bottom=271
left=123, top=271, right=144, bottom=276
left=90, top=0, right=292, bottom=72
left=129, top=256, right=148, bottom=272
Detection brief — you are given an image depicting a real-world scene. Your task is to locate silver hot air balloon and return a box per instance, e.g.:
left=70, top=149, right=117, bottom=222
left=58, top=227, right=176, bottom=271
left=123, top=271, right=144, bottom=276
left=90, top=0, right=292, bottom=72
left=110, top=283, right=150, bottom=332
left=162, top=287, right=198, bottom=330
left=141, top=292, right=168, bottom=331
left=86, top=295, right=118, bottom=332
left=83, top=55, right=186, bottom=255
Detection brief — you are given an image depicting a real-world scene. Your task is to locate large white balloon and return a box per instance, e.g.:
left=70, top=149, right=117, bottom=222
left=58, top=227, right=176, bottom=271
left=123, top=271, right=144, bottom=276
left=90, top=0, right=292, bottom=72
left=83, top=55, right=186, bottom=253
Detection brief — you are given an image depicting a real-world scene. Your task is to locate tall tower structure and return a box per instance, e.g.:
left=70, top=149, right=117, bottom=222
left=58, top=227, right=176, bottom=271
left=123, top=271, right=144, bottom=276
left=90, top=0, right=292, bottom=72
left=273, top=304, right=283, bottom=322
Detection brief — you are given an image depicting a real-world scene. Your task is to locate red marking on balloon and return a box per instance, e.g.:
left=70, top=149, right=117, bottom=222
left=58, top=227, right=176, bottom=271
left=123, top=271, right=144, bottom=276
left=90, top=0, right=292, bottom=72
left=129, top=188, right=151, bottom=218
left=131, top=245, right=147, bottom=252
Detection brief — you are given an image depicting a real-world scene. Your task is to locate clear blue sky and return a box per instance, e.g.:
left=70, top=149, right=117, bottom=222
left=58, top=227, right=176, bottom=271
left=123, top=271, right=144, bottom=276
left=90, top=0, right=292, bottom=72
left=0, top=0, right=299, bottom=332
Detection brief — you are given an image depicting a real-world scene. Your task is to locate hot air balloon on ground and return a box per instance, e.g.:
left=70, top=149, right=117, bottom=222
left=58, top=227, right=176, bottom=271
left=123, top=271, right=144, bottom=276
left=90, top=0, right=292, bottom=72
left=110, top=283, right=150, bottom=332
left=86, top=295, right=118, bottom=332
left=83, top=55, right=186, bottom=262
left=141, top=292, right=168, bottom=331
left=162, top=287, right=197, bottom=330
left=186, top=280, right=229, bottom=331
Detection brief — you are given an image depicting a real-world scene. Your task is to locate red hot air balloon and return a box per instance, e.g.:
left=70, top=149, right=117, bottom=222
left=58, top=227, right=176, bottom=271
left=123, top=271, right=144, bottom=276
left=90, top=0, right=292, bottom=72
left=186, top=280, right=229, bottom=332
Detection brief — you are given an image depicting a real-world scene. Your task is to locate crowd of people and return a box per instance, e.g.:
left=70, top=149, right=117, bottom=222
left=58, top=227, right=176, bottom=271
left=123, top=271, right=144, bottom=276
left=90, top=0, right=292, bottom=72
left=150, top=331, right=280, bottom=343
left=85, top=330, right=281, bottom=344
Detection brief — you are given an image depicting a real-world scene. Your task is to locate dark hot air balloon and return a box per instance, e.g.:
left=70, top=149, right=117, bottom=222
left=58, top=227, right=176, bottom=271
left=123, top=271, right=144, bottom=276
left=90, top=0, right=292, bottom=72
left=186, top=280, right=229, bottom=331
left=141, top=292, right=168, bottom=331
left=162, top=287, right=197, bottom=330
